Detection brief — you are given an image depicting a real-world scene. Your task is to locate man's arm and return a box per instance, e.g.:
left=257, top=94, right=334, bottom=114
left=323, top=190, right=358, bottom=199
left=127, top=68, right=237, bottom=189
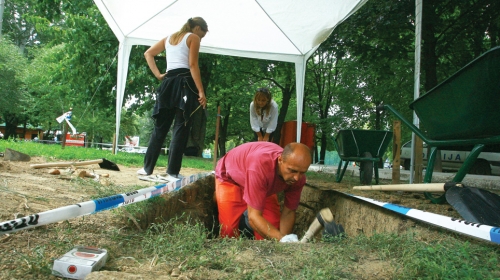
left=247, top=205, right=283, bottom=240
left=279, top=206, right=296, bottom=235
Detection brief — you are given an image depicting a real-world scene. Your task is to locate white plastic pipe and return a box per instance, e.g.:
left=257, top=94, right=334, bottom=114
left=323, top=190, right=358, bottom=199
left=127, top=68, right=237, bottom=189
left=0, top=172, right=212, bottom=234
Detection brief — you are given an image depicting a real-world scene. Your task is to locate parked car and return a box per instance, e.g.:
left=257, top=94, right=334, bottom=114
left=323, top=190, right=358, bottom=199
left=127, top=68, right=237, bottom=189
left=400, top=141, right=500, bottom=176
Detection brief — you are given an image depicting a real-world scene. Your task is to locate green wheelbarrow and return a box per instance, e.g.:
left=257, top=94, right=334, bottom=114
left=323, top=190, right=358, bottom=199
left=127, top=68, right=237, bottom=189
left=333, top=129, right=393, bottom=185
left=378, top=46, right=500, bottom=203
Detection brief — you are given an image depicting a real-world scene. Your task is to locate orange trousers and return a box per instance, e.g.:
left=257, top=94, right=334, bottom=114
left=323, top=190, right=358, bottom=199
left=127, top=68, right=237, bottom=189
left=215, top=179, right=280, bottom=240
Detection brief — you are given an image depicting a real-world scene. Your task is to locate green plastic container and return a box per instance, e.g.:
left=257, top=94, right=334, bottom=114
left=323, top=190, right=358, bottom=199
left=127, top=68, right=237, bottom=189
left=410, top=46, right=500, bottom=140
left=335, top=129, right=393, bottom=159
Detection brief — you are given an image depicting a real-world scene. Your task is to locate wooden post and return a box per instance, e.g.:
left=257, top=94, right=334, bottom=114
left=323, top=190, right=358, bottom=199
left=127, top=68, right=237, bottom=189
left=392, top=120, right=401, bottom=184
left=112, top=133, right=116, bottom=154
left=213, top=106, right=221, bottom=170
left=61, top=123, right=68, bottom=149
left=414, top=136, right=424, bottom=183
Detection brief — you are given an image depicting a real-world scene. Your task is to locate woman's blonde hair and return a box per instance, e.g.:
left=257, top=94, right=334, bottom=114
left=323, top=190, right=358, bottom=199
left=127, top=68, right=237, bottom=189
left=170, top=17, right=208, bottom=45
left=253, top=87, right=272, bottom=116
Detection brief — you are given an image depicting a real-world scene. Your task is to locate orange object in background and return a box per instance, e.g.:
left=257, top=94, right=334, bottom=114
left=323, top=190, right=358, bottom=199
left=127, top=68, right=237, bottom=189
left=279, top=121, right=316, bottom=150
left=65, top=133, right=86, bottom=147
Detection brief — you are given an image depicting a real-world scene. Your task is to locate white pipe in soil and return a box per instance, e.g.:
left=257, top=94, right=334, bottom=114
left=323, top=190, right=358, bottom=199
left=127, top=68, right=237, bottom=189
left=348, top=193, right=500, bottom=245
left=0, top=172, right=213, bottom=235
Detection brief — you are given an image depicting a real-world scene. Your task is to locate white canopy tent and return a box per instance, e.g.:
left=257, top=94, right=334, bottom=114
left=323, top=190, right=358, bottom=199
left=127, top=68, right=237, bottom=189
left=93, top=0, right=369, bottom=152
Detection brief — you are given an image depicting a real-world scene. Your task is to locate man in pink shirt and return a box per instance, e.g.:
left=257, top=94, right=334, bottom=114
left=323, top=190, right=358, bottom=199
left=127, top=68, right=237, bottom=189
left=215, top=142, right=312, bottom=242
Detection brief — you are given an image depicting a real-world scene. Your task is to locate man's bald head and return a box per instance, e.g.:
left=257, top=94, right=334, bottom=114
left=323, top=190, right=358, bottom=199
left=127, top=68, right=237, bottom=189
left=282, top=142, right=312, bottom=164
left=278, top=143, right=312, bottom=185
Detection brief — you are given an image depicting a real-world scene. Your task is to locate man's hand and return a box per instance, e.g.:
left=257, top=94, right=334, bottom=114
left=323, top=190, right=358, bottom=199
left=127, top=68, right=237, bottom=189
left=279, top=234, right=298, bottom=243
left=248, top=205, right=281, bottom=240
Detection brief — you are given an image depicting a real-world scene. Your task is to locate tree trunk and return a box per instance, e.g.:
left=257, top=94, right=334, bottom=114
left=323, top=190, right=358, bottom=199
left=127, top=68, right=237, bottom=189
left=186, top=108, right=207, bottom=157
left=422, top=2, right=438, bottom=91
left=4, top=113, right=19, bottom=139
left=319, top=133, right=327, bottom=165
left=0, top=0, right=4, bottom=37
left=218, top=106, right=231, bottom=157
left=421, top=1, right=442, bottom=173
left=22, top=121, right=27, bottom=139
left=45, top=122, right=52, bottom=139
left=274, top=86, right=293, bottom=146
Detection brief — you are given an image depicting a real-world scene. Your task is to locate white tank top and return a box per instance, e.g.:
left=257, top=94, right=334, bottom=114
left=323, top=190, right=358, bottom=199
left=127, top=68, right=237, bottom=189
left=165, top=32, right=191, bottom=71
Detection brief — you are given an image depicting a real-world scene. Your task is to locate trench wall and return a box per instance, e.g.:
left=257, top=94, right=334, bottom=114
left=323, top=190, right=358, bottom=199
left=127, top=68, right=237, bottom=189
left=131, top=176, right=418, bottom=240
left=295, top=184, right=417, bottom=240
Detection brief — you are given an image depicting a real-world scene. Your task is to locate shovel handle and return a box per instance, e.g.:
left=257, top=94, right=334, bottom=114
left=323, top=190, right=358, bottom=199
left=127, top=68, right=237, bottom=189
left=353, top=183, right=447, bottom=192
left=30, top=159, right=104, bottom=169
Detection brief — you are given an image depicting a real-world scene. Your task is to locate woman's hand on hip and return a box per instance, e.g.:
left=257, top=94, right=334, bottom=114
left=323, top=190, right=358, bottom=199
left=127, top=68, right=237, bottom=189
left=156, top=73, right=166, bottom=80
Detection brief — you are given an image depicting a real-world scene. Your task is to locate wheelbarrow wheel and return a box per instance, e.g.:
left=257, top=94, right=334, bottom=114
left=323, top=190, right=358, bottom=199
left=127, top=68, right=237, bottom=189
left=469, top=159, right=491, bottom=175
left=359, top=152, right=373, bottom=185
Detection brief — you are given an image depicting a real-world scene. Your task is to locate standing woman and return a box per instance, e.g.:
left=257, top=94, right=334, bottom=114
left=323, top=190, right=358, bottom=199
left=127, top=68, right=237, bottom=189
left=137, top=17, right=208, bottom=179
left=249, top=87, right=279, bottom=142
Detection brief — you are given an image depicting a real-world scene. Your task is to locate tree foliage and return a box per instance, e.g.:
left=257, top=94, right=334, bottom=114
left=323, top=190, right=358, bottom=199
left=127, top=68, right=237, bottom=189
left=302, top=0, right=499, bottom=164
left=1, top=0, right=499, bottom=161
left=0, top=38, right=27, bottom=114
left=0, top=37, right=28, bottom=138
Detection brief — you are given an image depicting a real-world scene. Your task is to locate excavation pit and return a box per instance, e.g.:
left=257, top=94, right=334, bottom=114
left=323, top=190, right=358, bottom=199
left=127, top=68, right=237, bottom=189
left=128, top=175, right=462, bottom=242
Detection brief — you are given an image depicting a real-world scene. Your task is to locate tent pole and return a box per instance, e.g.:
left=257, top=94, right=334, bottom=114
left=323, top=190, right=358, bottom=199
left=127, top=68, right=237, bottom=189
left=410, top=0, right=423, bottom=183
left=295, top=59, right=307, bottom=143
left=114, top=42, right=132, bottom=154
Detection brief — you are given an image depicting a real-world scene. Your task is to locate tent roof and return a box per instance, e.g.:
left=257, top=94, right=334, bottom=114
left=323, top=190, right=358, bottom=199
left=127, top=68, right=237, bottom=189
left=94, top=0, right=368, bottom=63
left=93, top=0, right=369, bottom=152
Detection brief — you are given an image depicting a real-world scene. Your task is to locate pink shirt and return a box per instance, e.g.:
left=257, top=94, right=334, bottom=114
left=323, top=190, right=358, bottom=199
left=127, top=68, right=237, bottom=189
left=215, top=142, right=305, bottom=211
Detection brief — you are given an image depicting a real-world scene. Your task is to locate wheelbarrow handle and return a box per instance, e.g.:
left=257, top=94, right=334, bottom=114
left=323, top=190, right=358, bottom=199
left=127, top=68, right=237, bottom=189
left=376, top=105, right=386, bottom=112
left=377, top=104, right=430, bottom=143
